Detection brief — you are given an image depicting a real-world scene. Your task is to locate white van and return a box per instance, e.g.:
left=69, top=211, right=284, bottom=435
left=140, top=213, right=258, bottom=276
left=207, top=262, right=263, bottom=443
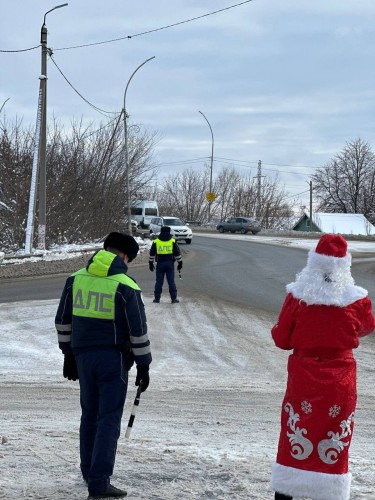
left=130, top=200, right=159, bottom=228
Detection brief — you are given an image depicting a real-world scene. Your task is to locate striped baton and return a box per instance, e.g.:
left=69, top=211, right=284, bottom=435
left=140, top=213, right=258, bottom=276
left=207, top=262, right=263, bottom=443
left=125, top=384, right=143, bottom=439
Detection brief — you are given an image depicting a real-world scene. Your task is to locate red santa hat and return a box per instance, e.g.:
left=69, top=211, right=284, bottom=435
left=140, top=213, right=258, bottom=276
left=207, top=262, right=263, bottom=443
left=315, top=233, right=347, bottom=258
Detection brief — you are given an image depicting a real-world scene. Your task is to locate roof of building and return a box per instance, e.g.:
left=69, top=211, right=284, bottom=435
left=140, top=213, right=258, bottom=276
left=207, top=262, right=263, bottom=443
left=294, top=212, right=375, bottom=236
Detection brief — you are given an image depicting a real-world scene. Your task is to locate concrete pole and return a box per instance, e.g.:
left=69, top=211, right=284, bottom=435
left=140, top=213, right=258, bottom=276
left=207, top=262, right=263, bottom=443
left=37, top=3, right=68, bottom=250
left=309, top=180, right=313, bottom=231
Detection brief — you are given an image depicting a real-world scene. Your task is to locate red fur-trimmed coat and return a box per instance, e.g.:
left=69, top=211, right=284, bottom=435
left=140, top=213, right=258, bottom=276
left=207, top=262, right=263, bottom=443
left=270, top=250, right=375, bottom=500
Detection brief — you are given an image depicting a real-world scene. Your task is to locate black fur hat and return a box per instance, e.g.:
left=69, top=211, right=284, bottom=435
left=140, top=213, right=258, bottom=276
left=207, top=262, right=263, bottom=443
left=103, top=232, right=139, bottom=262
left=160, top=226, right=171, bottom=233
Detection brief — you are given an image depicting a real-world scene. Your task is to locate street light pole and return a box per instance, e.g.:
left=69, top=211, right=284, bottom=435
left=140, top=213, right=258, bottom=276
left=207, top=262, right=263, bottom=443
left=0, top=98, right=10, bottom=115
left=198, top=110, right=214, bottom=223
left=37, top=3, right=68, bottom=250
left=123, top=56, right=155, bottom=235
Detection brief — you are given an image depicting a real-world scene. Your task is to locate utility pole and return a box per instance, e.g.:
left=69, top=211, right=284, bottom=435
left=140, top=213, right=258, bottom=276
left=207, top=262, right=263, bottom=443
left=37, top=3, right=68, bottom=250
left=123, top=56, right=155, bottom=235
left=25, top=87, right=43, bottom=254
left=254, top=160, right=264, bottom=220
left=309, top=180, right=313, bottom=232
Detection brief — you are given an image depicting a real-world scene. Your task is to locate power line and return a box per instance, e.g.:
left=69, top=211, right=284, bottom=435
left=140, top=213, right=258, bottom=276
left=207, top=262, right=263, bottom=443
left=285, top=189, right=310, bottom=200
left=0, top=1, right=254, bottom=53
left=259, top=167, right=310, bottom=177
left=213, top=157, right=314, bottom=176
left=53, top=0, right=254, bottom=51
left=0, top=45, right=40, bottom=53
left=214, top=156, right=319, bottom=169
left=263, top=161, right=319, bottom=169
left=156, top=155, right=317, bottom=176
left=156, top=157, right=208, bottom=166
left=49, top=54, right=120, bottom=117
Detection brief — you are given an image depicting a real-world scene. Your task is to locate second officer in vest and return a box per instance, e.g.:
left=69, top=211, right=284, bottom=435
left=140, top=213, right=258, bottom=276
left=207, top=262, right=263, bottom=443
left=149, top=225, right=183, bottom=303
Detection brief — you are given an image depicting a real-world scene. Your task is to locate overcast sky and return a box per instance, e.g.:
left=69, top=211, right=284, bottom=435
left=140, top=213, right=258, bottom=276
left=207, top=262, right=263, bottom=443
left=2, top=0, right=375, bottom=206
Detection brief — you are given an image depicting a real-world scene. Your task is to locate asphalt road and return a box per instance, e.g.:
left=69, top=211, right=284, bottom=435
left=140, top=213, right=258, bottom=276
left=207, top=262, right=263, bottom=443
left=1, top=235, right=374, bottom=314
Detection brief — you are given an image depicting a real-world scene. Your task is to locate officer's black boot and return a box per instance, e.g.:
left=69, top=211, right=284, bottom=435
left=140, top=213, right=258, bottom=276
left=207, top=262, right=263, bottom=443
left=275, top=493, right=293, bottom=500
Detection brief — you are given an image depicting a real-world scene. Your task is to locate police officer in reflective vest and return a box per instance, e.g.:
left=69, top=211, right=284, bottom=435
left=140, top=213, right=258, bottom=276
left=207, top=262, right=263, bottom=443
left=55, top=232, right=151, bottom=499
left=149, top=225, right=183, bottom=304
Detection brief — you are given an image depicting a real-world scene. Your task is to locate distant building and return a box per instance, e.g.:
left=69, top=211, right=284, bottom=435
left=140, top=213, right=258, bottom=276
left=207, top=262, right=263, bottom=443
left=292, top=212, right=375, bottom=236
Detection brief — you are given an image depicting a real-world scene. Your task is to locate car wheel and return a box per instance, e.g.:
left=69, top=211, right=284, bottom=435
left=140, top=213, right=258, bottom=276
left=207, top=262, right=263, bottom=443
left=218, top=226, right=224, bottom=233
left=185, top=239, right=192, bottom=244
left=230, top=230, right=235, bottom=233
left=251, top=231, right=258, bottom=235
left=240, top=228, right=247, bottom=234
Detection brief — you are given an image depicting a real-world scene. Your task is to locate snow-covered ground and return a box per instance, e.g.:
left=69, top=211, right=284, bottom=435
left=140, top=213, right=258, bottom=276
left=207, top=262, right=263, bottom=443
left=0, top=235, right=375, bottom=499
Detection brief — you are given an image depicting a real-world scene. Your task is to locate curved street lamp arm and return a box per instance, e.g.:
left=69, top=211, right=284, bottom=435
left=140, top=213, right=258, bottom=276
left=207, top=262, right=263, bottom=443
left=44, top=3, right=68, bottom=25
left=0, top=98, right=10, bottom=115
left=123, top=56, right=156, bottom=112
left=198, top=110, right=214, bottom=146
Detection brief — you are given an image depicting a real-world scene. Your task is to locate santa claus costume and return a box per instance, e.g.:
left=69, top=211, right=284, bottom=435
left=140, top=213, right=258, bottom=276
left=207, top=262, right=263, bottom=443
left=270, top=234, right=375, bottom=500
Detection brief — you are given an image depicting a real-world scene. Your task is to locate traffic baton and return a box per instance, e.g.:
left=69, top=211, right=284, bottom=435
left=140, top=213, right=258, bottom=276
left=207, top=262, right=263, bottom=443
left=125, top=384, right=142, bottom=439
left=179, top=271, right=182, bottom=280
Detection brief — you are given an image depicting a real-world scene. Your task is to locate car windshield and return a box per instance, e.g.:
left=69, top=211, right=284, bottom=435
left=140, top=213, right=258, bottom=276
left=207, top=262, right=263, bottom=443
left=163, top=218, right=184, bottom=226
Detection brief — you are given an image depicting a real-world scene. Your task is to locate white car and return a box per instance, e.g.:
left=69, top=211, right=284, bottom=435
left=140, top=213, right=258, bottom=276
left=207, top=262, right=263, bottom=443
left=149, top=216, right=193, bottom=244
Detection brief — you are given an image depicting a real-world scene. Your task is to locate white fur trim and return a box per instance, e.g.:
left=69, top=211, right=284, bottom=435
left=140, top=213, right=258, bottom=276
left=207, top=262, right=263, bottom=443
left=271, top=462, right=351, bottom=500
left=286, top=250, right=368, bottom=306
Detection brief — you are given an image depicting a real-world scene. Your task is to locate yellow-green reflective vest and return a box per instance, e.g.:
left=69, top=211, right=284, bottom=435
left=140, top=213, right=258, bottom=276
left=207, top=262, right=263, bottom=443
left=155, top=237, right=175, bottom=255
left=72, top=268, right=140, bottom=320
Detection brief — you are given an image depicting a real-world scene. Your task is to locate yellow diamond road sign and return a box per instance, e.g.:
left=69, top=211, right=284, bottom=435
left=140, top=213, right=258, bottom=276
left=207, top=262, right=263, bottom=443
left=206, top=192, right=216, bottom=202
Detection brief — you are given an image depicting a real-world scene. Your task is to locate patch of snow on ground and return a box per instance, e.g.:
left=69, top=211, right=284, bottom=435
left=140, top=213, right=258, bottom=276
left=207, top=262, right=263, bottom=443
left=0, top=296, right=375, bottom=499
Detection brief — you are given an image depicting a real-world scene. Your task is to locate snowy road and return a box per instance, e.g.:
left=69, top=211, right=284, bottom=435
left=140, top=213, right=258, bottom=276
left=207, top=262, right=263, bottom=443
left=1, top=295, right=375, bottom=499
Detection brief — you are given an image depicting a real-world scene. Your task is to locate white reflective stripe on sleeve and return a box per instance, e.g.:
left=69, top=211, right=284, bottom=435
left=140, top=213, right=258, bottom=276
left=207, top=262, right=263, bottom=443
left=130, top=334, right=149, bottom=344
left=58, top=333, right=71, bottom=343
left=55, top=323, right=72, bottom=331
left=132, top=345, right=151, bottom=356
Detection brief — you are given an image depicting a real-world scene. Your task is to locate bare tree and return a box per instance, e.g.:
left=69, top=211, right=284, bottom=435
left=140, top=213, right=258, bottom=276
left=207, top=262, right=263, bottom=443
left=0, top=118, right=34, bottom=251
left=214, top=167, right=242, bottom=221
left=46, top=119, right=158, bottom=243
left=157, top=168, right=209, bottom=222
left=312, top=138, right=375, bottom=224
left=213, top=167, right=292, bottom=228
left=0, top=117, right=159, bottom=251
left=154, top=165, right=294, bottom=229
left=259, top=176, right=293, bottom=229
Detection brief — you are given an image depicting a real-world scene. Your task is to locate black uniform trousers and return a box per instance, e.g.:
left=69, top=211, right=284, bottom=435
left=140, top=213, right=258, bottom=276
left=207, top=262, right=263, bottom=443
left=75, top=348, right=128, bottom=496
left=154, top=260, right=177, bottom=301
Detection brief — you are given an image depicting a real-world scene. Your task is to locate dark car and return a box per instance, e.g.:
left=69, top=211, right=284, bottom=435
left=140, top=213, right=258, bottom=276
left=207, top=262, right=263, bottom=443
left=216, top=217, right=261, bottom=235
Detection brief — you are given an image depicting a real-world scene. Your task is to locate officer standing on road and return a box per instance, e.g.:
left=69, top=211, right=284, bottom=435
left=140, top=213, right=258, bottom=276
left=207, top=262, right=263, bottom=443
left=55, top=232, right=151, bottom=499
left=149, top=225, right=183, bottom=303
